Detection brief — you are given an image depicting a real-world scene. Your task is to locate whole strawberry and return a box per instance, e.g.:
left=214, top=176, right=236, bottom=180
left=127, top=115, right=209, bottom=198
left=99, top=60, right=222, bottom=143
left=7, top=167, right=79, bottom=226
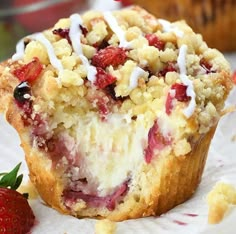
left=0, top=163, right=35, bottom=234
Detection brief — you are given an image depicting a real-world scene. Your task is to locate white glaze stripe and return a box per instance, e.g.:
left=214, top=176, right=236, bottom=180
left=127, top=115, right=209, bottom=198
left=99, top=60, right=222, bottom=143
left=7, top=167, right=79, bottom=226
left=129, top=67, right=147, bottom=90
left=158, top=19, right=183, bottom=38
left=12, top=38, right=25, bottom=61
left=31, top=33, right=63, bottom=72
left=69, top=14, right=83, bottom=55
left=103, top=11, right=132, bottom=49
left=12, top=33, right=63, bottom=73
left=177, top=44, right=196, bottom=118
left=69, top=14, right=97, bottom=83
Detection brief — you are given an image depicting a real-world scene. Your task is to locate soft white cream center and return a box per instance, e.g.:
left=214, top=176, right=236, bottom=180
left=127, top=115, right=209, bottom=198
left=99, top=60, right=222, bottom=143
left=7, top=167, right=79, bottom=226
left=75, top=113, right=149, bottom=196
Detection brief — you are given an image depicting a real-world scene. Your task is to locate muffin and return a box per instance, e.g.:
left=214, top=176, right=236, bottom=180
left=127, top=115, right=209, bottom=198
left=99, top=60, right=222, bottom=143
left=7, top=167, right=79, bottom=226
left=129, top=0, right=236, bottom=51
left=0, top=6, right=233, bottom=221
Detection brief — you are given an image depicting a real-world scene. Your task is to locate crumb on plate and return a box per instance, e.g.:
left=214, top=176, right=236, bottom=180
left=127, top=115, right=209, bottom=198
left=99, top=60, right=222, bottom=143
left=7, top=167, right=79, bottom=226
left=95, top=219, right=117, bottom=234
left=207, top=182, right=236, bottom=224
left=231, top=135, right=236, bottom=142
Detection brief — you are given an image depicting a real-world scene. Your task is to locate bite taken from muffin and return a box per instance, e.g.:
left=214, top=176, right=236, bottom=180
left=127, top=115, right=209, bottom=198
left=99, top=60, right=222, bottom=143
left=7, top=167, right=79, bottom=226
left=0, top=6, right=233, bottom=221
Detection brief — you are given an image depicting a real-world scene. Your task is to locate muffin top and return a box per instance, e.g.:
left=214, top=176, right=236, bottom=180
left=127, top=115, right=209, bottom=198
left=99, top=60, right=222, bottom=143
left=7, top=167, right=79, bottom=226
left=2, top=6, right=232, bottom=160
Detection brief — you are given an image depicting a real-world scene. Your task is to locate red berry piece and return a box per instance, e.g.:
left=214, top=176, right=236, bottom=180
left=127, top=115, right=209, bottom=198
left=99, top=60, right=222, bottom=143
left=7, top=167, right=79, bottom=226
left=13, top=81, right=31, bottom=104
left=97, top=98, right=109, bottom=121
left=79, top=25, right=88, bottom=36
left=105, top=84, right=126, bottom=102
left=0, top=163, right=35, bottom=234
left=144, top=120, right=171, bottom=163
left=93, top=40, right=110, bottom=50
left=13, top=57, right=43, bottom=83
left=91, top=46, right=127, bottom=69
left=165, top=83, right=190, bottom=115
left=158, top=62, right=177, bottom=77
left=165, top=92, right=173, bottom=115
left=200, top=58, right=215, bottom=74
left=53, top=28, right=71, bottom=44
left=145, top=34, right=165, bottom=51
left=114, top=0, right=132, bottom=6
left=232, top=70, right=236, bottom=85
left=63, top=180, right=128, bottom=211
left=172, top=83, right=190, bottom=102
left=94, top=68, right=116, bottom=89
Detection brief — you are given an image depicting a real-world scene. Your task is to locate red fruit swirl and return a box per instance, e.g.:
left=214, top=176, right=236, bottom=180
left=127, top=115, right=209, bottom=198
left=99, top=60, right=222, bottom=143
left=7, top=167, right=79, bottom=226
left=144, top=120, right=171, bottom=163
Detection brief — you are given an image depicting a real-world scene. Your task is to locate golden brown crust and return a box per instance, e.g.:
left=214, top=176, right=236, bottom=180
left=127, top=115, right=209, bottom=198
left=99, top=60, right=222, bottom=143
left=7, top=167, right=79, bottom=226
left=131, top=1, right=236, bottom=51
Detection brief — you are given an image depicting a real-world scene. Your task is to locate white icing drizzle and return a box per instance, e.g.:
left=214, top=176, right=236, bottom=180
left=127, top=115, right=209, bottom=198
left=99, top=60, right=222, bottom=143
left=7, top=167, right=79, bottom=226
left=12, top=33, right=63, bottom=73
left=177, top=44, right=196, bottom=118
left=32, top=33, right=63, bottom=72
left=12, top=38, right=25, bottom=61
left=158, top=19, right=183, bottom=38
left=129, top=67, right=147, bottom=90
left=69, top=14, right=83, bottom=55
left=103, top=11, right=132, bottom=49
left=69, top=14, right=97, bottom=83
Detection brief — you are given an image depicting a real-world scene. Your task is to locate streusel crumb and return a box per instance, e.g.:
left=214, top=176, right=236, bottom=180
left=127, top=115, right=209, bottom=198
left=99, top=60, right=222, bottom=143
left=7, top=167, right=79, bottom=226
left=207, top=182, right=236, bottom=224
left=95, top=219, right=117, bottom=234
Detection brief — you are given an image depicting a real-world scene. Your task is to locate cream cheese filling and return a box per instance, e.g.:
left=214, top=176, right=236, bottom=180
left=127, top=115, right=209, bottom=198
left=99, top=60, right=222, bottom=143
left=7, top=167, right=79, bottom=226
left=71, top=113, right=149, bottom=196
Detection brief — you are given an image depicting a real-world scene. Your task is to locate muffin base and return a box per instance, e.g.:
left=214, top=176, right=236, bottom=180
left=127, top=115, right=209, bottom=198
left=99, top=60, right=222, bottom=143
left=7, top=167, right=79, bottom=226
left=3, top=95, right=216, bottom=221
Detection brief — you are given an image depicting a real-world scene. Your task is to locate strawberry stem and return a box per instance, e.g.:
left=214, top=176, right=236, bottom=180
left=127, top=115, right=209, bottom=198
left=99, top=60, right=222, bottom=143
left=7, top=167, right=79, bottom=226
left=0, top=163, right=23, bottom=190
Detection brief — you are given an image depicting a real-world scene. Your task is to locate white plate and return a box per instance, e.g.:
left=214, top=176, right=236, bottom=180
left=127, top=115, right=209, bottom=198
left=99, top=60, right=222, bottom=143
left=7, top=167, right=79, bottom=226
left=1, top=1, right=236, bottom=233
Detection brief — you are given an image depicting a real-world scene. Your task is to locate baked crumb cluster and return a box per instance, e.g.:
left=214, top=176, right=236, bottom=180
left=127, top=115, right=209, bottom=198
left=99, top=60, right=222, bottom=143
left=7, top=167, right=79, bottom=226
left=207, top=182, right=236, bottom=224
left=95, top=219, right=117, bottom=234
left=7, top=6, right=232, bottom=211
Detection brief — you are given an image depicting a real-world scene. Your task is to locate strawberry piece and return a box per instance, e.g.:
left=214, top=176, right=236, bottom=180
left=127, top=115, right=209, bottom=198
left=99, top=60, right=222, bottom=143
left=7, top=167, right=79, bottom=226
left=165, top=92, right=173, bottom=115
left=172, top=83, right=190, bottom=102
left=53, top=28, right=71, bottom=44
left=91, top=46, right=127, bottom=69
left=165, top=83, right=190, bottom=115
left=145, top=34, right=165, bottom=51
left=63, top=180, right=129, bottom=211
left=97, top=98, right=110, bottom=121
left=158, top=62, right=177, bottom=77
left=94, top=68, right=116, bottom=89
left=0, top=163, right=35, bottom=234
left=232, top=70, right=236, bottom=84
left=13, top=57, right=43, bottom=83
left=144, top=120, right=171, bottom=163
left=200, top=58, right=215, bottom=74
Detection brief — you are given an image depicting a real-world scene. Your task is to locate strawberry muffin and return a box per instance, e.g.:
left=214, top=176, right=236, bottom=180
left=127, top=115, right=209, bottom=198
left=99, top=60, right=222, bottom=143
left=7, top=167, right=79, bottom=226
left=0, top=6, right=232, bottom=221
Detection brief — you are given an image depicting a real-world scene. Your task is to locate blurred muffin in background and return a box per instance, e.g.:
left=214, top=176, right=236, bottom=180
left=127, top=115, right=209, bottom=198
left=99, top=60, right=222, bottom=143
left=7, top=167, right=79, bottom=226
left=0, top=0, right=87, bottom=61
left=126, top=0, right=236, bottom=52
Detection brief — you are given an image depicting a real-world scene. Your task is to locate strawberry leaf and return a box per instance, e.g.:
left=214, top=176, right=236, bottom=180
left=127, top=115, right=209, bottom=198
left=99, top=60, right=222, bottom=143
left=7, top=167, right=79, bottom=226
left=12, top=173, right=23, bottom=190
left=0, top=163, right=23, bottom=190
